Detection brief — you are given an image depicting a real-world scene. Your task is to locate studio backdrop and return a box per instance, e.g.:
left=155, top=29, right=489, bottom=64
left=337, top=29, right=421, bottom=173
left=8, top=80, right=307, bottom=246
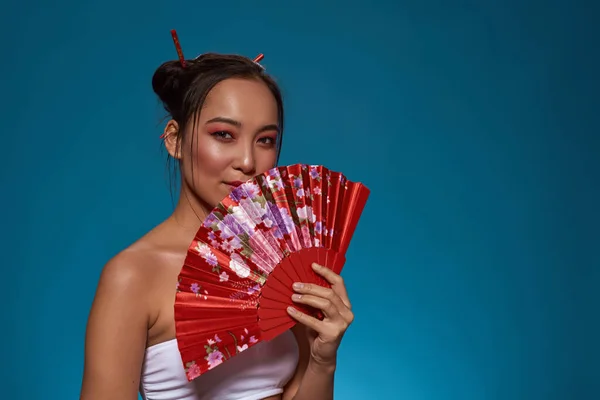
left=1, top=1, right=597, bottom=399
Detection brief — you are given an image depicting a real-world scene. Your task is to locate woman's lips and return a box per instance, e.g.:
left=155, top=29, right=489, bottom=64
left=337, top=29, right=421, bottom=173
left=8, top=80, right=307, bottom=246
left=225, top=180, right=245, bottom=187
left=224, top=181, right=246, bottom=192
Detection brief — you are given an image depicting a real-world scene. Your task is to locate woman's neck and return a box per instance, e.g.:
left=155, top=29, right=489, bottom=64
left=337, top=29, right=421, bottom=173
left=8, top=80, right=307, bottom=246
left=169, top=186, right=211, bottom=236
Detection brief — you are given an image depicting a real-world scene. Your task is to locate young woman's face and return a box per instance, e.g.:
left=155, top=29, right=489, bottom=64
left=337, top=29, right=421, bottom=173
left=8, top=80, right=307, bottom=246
left=180, top=77, right=280, bottom=210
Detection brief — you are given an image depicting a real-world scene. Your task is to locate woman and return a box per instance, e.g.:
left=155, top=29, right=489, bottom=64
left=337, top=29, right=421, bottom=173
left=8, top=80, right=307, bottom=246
left=80, top=50, right=355, bottom=400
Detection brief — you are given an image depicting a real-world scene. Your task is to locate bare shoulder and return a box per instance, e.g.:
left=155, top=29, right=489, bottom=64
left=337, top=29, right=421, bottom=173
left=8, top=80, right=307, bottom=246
left=96, top=243, right=160, bottom=299
left=80, top=240, right=165, bottom=400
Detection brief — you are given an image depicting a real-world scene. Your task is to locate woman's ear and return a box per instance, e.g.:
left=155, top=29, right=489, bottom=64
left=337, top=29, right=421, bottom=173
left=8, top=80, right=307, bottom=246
left=163, top=120, right=182, bottom=159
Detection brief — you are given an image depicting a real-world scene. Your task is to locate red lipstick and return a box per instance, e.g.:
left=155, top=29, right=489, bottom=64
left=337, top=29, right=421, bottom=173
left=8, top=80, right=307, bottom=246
left=225, top=181, right=245, bottom=187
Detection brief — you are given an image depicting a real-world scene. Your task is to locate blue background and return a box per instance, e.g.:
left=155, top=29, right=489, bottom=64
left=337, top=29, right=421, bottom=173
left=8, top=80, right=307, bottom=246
left=1, top=1, right=598, bottom=399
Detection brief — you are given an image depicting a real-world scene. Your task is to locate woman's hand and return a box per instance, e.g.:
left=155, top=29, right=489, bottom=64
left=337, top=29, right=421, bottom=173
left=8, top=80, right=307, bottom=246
left=286, top=263, right=354, bottom=367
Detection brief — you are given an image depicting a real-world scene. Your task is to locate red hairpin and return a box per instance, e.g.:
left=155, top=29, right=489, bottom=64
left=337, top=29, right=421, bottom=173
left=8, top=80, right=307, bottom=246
left=171, top=29, right=187, bottom=68
left=253, top=53, right=264, bottom=63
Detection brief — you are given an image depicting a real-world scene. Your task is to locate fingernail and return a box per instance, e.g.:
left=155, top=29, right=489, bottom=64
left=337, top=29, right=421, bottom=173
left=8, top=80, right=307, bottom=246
left=287, top=306, right=296, bottom=314
left=293, top=282, right=304, bottom=290
left=292, top=294, right=302, bottom=301
left=312, top=263, right=321, bottom=269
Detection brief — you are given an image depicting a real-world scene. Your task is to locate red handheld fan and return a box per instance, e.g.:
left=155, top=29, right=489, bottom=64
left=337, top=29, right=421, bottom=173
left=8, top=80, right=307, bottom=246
left=174, top=164, right=370, bottom=381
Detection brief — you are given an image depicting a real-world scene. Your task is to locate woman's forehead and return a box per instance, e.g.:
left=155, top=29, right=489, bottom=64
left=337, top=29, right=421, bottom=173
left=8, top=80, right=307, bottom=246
left=201, top=78, right=278, bottom=121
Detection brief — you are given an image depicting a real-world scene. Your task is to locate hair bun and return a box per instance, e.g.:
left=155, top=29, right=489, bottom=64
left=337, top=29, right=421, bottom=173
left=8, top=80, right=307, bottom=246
left=152, top=60, right=188, bottom=116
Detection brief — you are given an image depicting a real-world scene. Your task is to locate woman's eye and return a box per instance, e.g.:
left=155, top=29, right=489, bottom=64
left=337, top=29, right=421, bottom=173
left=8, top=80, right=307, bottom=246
left=258, top=137, right=276, bottom=145
left=212, top=131, right=233, bottom=139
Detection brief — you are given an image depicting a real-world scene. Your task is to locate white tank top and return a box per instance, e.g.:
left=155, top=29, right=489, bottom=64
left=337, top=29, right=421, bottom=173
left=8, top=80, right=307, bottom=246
left=139, top=330, right=299, bottom=400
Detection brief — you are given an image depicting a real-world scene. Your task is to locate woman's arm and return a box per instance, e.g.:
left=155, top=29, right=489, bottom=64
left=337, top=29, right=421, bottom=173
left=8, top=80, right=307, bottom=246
left=283, top=325, right=336, bottom=400
left=80, top=254, right=150, bottom=400
left=283, top=263, right=355, bottom=400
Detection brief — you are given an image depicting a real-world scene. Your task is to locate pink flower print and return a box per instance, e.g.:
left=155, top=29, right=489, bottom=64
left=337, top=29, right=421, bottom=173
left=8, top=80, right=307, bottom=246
left=219, top=271, right=229, bottom=282
left=195, top=243, right=218, bottom=267
left=249, top=336, right=258, bottom=344
left=301, top=225, right=311, bottom=247
left=297, top=206, right=316, bottom=223
left=219, top=215, right=245, bottom=237
left=214, top=334, right=222, bottom=343
left=206, top=350, right=224, bottom=369
left=203, top=214, right=218, bottom=228
left=229, top=187, right=244, bottom=202
left=247, top=284, right=261, bottom=295
left=186, top=362, right=201, bottom=380
left=221, top=239, right=235, bottom=253
left=230, top=236, right=243, bottom=250
left=231, top=202, right=259, bottom=232
left=315, top=221, right=323, bottom=234
left=242, top=197, right=267, bottom=221
left=216, top=222, right=235, bottom=240
left=229, top=253, right=251, bottom=278
left=278, top=207, right=296, bottom=234
left=270, top=225, right=283, bottom=240
left=267, top=175, right=284, bottom=191
left=190, top=283, right=200, bottom=294
left=293, top=177, right=303, bottom=189
left=205, top=253, right=218, bottom=267
left=240, top=182, right=260, bottom=198
left=314, top=187, right=322, bottom=196
left=237, top=344, right=249, bottom=352
left=262, top=217, right=273, bottom=228
left=208, top=231, right=216, bottom=240
left=297, top=188, right=305, bottom=197
left=309, top=167, right=320, bottom=179
left=207, top=338, right=216, bottom=345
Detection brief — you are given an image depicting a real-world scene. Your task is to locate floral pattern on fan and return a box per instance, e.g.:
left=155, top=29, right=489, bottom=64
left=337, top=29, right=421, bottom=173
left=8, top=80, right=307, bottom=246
left=175, top=164, right=370, bottom=381
left=195, top=165, right=338, bottom=288
left=184, top=329, right=260, bottom=380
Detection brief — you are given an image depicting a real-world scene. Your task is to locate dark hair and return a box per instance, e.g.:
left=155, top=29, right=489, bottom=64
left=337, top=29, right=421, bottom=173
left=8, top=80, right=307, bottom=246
left=151, top=53, right=285, bottom=197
